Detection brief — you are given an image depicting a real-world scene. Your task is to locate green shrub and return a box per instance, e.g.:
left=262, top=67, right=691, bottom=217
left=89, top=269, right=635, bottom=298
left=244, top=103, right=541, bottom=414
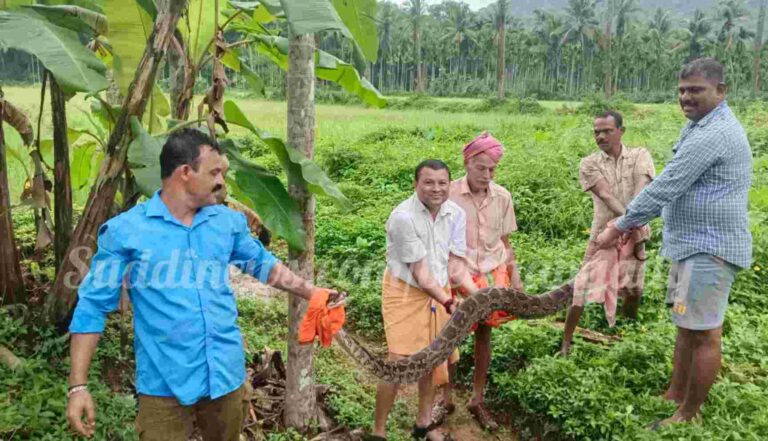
left=322, top=148, right=364, bottom=179
left=427, top=72, right=493, bottom=97
left=0, top=312, right=138, bottom=440
left=577, top=93, right=637, bottom=116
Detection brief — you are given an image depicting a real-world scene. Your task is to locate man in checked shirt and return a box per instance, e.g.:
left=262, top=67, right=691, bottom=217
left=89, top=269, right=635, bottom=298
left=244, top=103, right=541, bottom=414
left=596, top=58, right=752, bottom=428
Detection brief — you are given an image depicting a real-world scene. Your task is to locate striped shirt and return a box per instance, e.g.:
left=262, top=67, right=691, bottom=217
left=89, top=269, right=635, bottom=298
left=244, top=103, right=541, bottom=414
left=615, top=102, right=752, bottom=268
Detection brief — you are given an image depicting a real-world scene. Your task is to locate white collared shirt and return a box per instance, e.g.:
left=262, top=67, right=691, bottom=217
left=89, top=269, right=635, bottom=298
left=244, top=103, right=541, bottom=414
left=385, top=193, right=467, bottom=288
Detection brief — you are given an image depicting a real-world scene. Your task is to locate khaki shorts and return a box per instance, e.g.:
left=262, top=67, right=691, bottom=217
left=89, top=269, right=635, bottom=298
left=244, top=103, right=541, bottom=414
left=136, top=383, right=250, bottom=441
left=666, top=253, right=738, bottom=331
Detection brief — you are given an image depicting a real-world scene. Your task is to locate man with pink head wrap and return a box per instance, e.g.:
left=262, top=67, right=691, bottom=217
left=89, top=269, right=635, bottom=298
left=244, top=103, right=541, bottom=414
left=432, top=131, right=523, bottom=431
left=462, top=131, right=505, bottom=163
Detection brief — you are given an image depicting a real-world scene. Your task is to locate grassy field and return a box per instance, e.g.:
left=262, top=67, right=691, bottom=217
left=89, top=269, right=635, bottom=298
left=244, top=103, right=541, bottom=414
left=2, top=86, right=767, bottom=440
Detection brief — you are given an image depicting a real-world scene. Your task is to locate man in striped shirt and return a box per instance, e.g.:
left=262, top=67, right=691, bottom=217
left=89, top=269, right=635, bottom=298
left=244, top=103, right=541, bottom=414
left=596, top=58, right=752, bottom=427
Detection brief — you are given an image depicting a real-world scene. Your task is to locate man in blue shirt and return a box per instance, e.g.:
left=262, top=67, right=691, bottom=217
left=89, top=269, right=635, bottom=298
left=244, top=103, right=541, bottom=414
left=65, top=129, right=337, bottom=440
left=596, top=58, right=752, bottom=427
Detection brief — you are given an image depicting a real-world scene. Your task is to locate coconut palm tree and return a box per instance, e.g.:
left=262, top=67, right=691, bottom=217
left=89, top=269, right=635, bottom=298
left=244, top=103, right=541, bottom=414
left=533, top=9, right=565, bottom=88
left=715, top=0, right=750, bottom=51
left=440, top=1, right=476, bottom=77
left=612, top=0, right=638, bottom=41
left=650, top=8, right=672, bottom=36
left=406, top=0, right=427, bottom=92
left=492, top=0, right=510, bottom=99
left=754, top=0, right=767, bottom=92
left=611, top=0, right=638, bottom=93
left=648, top=8, right=674, bottom=89
left=687, top=9, right=712, bottom=60
left=562, top=0, right=599, bottom=92
left=376, top=1, right=399, bottom=90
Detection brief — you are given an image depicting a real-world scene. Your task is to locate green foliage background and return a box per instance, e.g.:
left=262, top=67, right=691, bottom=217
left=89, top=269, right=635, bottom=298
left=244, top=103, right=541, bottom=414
left=2, top=94, right=767, bottom=440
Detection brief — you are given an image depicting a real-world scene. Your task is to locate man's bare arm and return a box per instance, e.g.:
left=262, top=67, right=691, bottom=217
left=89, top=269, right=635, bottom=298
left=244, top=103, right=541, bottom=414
left=634, top=175, right=652, bottom=196
left=69, top=334, right=100, bottom=386
left=501, top=236, right=524, bottom=291
left=266, top=262, right=315, bottom=300
left=448, top=253, right=480, bottom=295
left=409, top=259, right=453, bottom=308
left=590, top=178, right=625, bottom=217
left=67, top=333, right=100, bottom=438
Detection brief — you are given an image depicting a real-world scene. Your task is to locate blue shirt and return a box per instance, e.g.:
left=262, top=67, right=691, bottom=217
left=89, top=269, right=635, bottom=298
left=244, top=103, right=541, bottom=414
left=70, top=191, right=278, bottom=405
left=615, top=102, right=752, bottom=268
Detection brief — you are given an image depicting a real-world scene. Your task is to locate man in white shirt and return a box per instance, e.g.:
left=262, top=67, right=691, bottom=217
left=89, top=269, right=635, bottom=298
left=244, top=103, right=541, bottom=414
left=369, top=160, right=478, bottom=441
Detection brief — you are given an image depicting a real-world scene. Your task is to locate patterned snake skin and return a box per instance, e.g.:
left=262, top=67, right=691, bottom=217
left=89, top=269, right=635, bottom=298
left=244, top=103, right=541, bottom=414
left=333, top=283, right=574, bottom=383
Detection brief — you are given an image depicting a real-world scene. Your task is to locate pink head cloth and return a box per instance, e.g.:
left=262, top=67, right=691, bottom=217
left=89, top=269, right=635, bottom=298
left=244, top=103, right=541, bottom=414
left=462, top=131, right=504, bottom=163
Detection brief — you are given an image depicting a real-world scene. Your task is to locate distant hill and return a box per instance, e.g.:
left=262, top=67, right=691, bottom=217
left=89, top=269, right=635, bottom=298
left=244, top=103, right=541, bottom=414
left=504, top=0, right=762, bottom=16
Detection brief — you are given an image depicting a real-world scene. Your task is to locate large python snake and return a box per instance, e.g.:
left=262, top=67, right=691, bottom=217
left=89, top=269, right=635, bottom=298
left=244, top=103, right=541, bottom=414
left=332, top=283, right=574, bottom=384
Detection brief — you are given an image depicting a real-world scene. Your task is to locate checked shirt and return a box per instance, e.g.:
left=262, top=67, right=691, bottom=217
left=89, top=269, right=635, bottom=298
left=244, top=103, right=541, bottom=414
left=615, top=102, right=752, bottom=269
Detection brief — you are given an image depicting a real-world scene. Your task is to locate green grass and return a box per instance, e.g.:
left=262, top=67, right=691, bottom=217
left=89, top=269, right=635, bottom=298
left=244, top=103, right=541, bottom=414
left=3, top=85, right=767, bottom=440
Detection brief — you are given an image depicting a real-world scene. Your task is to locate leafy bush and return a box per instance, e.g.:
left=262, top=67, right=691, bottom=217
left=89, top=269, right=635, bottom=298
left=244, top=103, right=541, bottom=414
left=322, top=148, right=364, bottom=180
left=577, top=93, right=637, bottom=116
left=621, top=90, right=676, bottom=104
left=235, top=134, right=271, bottom=158
left=0, top=312, right=138, bottom=440
left=238, top=298, right=290, bottom=355
left=307, top=100, right=768, bottom=441
left=428, top=72, right=493, bottom=97
left=315, top=86, right=363, bottom=106
left=386, top=95, right=545, bottom=115
left=386, top=94, right=439, bottom=110
left=467, top=97, right=545, bottom=115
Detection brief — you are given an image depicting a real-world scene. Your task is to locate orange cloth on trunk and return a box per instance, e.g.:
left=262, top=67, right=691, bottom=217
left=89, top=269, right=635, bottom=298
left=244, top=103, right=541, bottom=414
left=298, top=288, right=346, bottom=347
left=453, top=265, right=517, bottom=330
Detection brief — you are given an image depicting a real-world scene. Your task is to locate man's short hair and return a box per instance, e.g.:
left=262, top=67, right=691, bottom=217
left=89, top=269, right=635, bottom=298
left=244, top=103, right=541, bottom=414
left=160, top=129, right=221, bottom=179
left=679, top=58, right=725, bottom=85
left=595, top=110, right=624, bottom=129
left=414, top=159, right=451, bottom=182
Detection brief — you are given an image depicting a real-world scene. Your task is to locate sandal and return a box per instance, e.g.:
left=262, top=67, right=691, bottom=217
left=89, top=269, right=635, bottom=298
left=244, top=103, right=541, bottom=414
left=468, top=403, right=499, bottom=432
left=411, top=424, right=454, bottom=441
left=430, top=400, right=456, bottom=427
left=647, top=413, right=703, bottom=431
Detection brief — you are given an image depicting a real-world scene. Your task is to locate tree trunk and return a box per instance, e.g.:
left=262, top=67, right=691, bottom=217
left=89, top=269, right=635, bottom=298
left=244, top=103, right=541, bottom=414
left=46, top=0, right=189, bottom=325
left=50, top=77, right=72, bottom=271
left=496, top=1, right=507, bottom=100
left=168, top=30, right=190, bottom=120
left=0, top=100, right=26, bottom=305
left=284, top=33, right=317, bottom=431
left=604, top=18, right=613, bottom=98
left=106, top=69, right=122, bottom=107
left=755, top=0, right=767, bottom=93
left=414, top=25, right=424, bottom=92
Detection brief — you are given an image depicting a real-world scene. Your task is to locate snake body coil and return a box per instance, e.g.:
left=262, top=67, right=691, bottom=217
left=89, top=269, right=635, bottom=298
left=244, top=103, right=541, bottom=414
left=334, top=283, right=574, bottom=383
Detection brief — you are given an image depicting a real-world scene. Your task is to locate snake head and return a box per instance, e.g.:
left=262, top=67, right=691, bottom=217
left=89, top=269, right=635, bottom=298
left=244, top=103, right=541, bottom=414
left=327, top=291, right=348, bottom=309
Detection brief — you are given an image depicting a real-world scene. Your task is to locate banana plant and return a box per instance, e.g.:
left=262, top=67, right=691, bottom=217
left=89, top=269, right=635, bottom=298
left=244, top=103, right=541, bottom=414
left=122, top=0, right=373, bottom=249
left=0, top=7, right=107, bottom=93
left=127, top=116, right=309, bottom=248
left=4, top=0, right=381, bottom=320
